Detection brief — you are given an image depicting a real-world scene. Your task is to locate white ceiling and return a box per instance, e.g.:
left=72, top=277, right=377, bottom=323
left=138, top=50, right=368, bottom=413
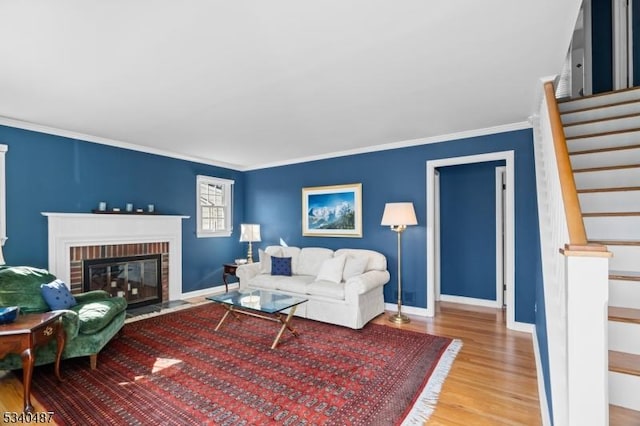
left=0, top=1, right=581, bottom=170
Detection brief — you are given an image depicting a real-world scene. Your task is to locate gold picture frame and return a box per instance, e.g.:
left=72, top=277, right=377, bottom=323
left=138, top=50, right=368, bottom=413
left=302, top=183, right=362, bottom=237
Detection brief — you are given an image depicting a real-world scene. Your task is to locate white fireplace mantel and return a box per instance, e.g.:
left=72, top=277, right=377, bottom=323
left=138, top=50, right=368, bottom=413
left=42, top=212, right=189, bottom=301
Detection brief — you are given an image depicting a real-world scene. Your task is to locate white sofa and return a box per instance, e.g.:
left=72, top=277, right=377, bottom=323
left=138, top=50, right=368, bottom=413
left=235, top=246, right=390, bottom=329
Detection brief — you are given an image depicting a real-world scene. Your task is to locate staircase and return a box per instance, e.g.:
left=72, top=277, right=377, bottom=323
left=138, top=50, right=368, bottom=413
left=558, top=88, right=640, bottom=423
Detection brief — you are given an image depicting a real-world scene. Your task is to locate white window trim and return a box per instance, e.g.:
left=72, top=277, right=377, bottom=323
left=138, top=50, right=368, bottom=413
left=0, top=144, right=7, bottom=246
left=196, top=175, right=234, bottom=238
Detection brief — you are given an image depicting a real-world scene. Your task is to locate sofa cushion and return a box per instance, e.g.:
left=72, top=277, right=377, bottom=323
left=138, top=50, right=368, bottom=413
left=40, top=279, right=77, bottom=310
left=297, top=248, right=335, bottom=276
left=247, top=274, right=279, bottom=290
left=342, top=255, right=369, bottom=281
left=306, top=280, right=345, bottom=300
left=247, top=274, right=315, bottom=293
left=0, top=266, right=58, bottom=314
left=315, top=255, right=346, bottom=284
left=71, top=297, right=128, bottom=334
left=275, top=275, right=315, bottom=293
left=259, top=249, right=278, bottom=274
left=271, top=256, right=292, bottom=276
left=280, top=247, right=301, bottom=274
left=335, top=248, right=388, bottom=272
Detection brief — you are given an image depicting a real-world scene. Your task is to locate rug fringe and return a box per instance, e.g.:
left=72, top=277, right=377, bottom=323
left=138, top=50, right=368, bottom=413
left=401, top=338, right=463, bottom=425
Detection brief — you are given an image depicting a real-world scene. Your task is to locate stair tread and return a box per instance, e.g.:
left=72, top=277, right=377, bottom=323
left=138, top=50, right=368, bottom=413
left=579, top=186, right=640, bottom=193
left=560, top=98, right=640, bottom=115
left=559, top=87, right=640, bottom=104
left=564, top=112, right=640, bottom=128
left=573, top=163, right=640, bottom=173
left=590, top=239, right=640, bottom=246
left=583, top=212, right=640, bottom=217
left=566, top=127, right=640, bottom=141
left=571, top=143, right=640, bottom=156
left=610, top=270, right=640, bottom=281
left=610, top=404, right=640, bottom=425
left=610, top=350, right=640, bottom=376
left=609, top=306, right=640, bottom=324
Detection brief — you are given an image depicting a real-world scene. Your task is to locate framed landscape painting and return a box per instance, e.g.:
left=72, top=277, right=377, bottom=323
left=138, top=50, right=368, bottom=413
left=302, top=183, right=362, bottom=237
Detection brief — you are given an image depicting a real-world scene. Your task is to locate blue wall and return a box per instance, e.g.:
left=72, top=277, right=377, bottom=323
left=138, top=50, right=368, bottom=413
left=592, top=0, right=613, bottom=94
left=439, top=161, right=505, bottom=301
left=245, top=128, right=541, bottom=324
left=0, top=125, right=247, bottom=292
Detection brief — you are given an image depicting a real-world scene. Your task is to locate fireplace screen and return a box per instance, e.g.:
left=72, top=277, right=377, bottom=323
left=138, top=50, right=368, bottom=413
left=83, top=254, right=162, bottom=307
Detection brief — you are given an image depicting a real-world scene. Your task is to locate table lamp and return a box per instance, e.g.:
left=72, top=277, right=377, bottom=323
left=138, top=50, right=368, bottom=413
left=240, top=224, right=261, bottom=263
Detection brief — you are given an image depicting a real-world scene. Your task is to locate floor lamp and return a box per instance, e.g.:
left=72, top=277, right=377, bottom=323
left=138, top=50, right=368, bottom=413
left=381, top=202, right=417, bottom=324
left=240, top=224, right=261, bottom=263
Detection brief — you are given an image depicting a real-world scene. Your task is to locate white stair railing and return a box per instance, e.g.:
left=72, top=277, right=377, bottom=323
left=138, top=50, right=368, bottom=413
left=533, top=78, right=611, bottom=426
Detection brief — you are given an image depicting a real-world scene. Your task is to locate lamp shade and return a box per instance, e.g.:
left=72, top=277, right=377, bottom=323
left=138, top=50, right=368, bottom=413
left=381, top=202, right=417, bottom=226
left=239, top=224, right=261, bottom=242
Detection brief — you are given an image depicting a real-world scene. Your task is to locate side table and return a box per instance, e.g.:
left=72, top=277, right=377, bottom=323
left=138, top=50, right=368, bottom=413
left=0, top=311, right=66, bottom=412
left=222, top=263, right=240, bottom=292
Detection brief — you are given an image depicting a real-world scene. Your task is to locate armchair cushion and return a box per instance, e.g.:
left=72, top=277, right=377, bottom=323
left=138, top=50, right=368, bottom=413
left=74, top=290, right=113, bottom=304
left=71, top=297, right=128, bottom=334
left=41, top=279, right=77, bottom=310
left=0, top=266, right=57, bottom=313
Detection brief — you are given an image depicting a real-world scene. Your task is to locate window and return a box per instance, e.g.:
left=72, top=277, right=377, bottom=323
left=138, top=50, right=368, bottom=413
left=196, top=175, right=234, bottom=238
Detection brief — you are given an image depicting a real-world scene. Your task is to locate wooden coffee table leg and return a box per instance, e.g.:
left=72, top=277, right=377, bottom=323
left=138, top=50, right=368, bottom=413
left=271, top=306, right=298, bottom=350
left=20, top=348, right=35, bottom=413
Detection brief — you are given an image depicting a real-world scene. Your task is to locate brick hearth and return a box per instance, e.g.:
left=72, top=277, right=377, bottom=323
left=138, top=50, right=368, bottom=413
left=69, top=242, right=169, bottom=302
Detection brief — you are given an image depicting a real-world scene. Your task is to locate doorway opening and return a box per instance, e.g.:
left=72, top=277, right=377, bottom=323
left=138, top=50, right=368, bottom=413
left=426, top=151, right=517, bottom=330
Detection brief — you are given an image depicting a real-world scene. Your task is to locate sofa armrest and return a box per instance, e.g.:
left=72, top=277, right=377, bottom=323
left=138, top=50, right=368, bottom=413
left=236, top=263, right=262, bottom=288
left=345, top=270, right=390, bottom=300
left=52, top=309, right=80, bottom=340
left=74, top=290, right=111, bottom=304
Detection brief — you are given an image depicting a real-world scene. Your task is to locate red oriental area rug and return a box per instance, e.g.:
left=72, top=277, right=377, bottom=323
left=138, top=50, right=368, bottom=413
left=31, top=303, right=461, bottom=425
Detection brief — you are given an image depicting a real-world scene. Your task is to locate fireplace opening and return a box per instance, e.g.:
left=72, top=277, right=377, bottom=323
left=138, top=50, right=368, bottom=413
left=83, top=254, right=162, bottom=308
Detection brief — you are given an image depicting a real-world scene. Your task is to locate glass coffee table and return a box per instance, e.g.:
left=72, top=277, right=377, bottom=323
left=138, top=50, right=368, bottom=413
left=206, top=289, right=308, bottom=349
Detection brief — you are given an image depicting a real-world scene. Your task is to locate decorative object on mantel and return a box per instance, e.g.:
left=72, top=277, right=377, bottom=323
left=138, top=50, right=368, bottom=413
left=239, top=224, right=261, bottom=263
left=381, top=201, right=418, bottom=324
left=91, top=209, right=159, bottom=215
left=98, top=201, right=107, bottom=211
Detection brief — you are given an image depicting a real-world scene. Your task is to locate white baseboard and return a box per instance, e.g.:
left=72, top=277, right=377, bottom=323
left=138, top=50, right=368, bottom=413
left=179, top=283, right=239, bottom=300
left=532, top=327, right=552, bottom=426
left=439, top=294, right=501, bottom=308
left=384, top=303, right=428, bottom=317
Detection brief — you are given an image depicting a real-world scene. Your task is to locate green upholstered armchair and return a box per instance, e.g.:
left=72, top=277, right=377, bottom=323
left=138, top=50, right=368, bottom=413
left=0, top=266, right=127, bottom=370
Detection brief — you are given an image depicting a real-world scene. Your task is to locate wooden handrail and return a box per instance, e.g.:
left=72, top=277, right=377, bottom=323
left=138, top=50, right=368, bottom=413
left=544, top=81, right=589, bottom=246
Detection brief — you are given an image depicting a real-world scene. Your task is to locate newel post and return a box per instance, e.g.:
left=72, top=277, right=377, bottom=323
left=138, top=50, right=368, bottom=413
left=561, top=245, right=611, bottom=426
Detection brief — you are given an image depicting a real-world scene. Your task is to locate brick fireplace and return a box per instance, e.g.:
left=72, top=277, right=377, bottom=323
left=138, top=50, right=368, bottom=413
left=42, top=212, right=188, bottom=302
left=69, top=242, right=169, bottom=305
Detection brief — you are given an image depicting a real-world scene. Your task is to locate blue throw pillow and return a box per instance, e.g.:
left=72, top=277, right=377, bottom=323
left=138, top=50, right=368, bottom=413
left=271, top=256, right=292, bottom=276
left=41, top=279, right=77, bottom=310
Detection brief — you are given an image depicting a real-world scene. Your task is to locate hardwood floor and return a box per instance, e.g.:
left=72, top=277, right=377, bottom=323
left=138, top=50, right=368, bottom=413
left=1, top=301, right=632, bottom=424
left=373, top=302, right=543, bottom=425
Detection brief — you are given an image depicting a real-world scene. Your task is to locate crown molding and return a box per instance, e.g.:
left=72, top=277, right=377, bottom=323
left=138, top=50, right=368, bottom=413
left=0, top=116, right=532, bottom=172
left=0, top=116, right=244, bottom=171
left=244, top=121, right=533, bottom=171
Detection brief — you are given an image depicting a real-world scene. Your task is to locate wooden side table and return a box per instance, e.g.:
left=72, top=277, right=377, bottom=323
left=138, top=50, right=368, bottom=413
left=0, top=311, right=66, bottom=412
left=222, top=263, right=239, bottom=292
